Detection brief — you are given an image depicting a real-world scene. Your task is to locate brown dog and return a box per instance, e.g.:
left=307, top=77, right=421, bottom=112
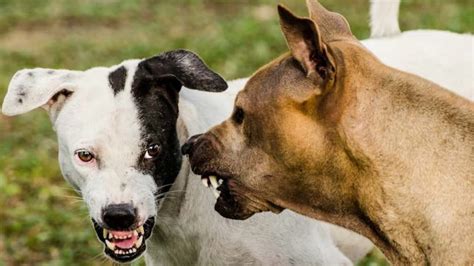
left=182, top=0, right=474, bottom=264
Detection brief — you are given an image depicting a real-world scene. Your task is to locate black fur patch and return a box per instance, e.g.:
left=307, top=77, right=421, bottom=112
left=136, top=49, right=228, bottom=92
left=131, top=68, right=182, bottom=198
left=109, top=66, right=127, bottom=95
left=130, top=50, right=228, bottom=198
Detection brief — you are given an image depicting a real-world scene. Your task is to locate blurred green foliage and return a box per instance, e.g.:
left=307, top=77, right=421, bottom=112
left=0, top=0, right=471, bottom=265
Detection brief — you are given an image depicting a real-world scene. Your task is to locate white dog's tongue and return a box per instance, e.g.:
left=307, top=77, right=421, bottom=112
left=111, top=231, right=138, bottom=249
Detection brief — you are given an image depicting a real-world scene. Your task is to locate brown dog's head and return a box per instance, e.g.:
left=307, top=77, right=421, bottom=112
left=183, top=0, right=371, bottom=220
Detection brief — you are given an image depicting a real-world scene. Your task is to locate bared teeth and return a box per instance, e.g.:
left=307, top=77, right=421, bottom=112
left=205, top=175, right=221, bottom=198
left=110, top=244, right=139, bottom=255
left=106, top=240, right=116, bottom=250
left=135, top=235, right=143, bottom=248
left=105, top=226, right=146, bottom=255
left=114, top=234, right=131, bottom=240
left=113, top=248, right=138, bottom=255
left=212, top=189, right=220, bottom=199
left=209, top=175, right=218, bottom=188
left=201, top=177, right=210, bottom=188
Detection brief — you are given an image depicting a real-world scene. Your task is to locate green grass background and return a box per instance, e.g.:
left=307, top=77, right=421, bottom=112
left=0, top=0, right=471, bottom=265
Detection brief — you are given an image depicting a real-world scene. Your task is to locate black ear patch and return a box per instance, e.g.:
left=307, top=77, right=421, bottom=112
left=135, top=49, right=228, bottom=92
left=109, top=66, right=127, bottom=95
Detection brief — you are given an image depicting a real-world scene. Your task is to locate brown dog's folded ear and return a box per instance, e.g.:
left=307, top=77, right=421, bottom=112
left=278, top=5, right=335, bottom=79
left=136, top=49, right=228, bottom=92
left=305, top=0, right=353, bottom=42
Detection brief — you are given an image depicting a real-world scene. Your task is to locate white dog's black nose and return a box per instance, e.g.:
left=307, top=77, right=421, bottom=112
left=102, top=203, right=137, bottom=230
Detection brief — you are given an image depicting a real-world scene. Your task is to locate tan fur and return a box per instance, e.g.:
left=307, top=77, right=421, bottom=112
left=185, top=1, right=474, bottom=265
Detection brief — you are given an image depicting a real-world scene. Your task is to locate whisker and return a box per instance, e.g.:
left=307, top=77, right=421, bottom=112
left=155, top=191, right=186, bottom=196
left=155, top=196, right=181, bottom=201
left=154, top=190, right=186, bottom=200
left=68, top=200, right=86, bottom=205
left=57, top=185, right=82, bottom=195
left=155, top=183, right=175, bottom=191
left=155, top=188, right=185, bottom=195
left=60, top=195, right=84, bottom=200
left=162, top=190, right=186, bottom=193
left=89, top=251, right=105, bottom=262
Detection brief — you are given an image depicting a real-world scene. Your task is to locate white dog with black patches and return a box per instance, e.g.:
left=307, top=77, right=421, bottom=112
left=2, top=1, right=472, bottom=265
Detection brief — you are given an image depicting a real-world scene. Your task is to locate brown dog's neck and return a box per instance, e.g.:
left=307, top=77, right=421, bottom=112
left=307, top=44, right=474, bottom=264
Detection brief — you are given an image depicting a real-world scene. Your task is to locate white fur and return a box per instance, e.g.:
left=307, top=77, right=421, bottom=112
left=363, top=30, right=473, bottom=100
left=370, top=0, right=401, bottom=38
left=2, top=68, right=80, bottom=116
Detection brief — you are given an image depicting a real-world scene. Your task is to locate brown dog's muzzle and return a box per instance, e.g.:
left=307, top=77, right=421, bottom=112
left=182, top=133, right=264, bottom=220
left=181, top=133, right=221, bottom=174
left=181, top=133, right=203, bottom=157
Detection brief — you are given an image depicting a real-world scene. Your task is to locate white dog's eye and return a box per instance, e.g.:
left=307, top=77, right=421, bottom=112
left=75, top=149, right=95, bottom=163
left=144, top=144, right=160, bottom=159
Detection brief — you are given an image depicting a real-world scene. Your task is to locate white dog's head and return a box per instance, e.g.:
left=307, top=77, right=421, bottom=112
left=2, top=50, right=227, bottom=263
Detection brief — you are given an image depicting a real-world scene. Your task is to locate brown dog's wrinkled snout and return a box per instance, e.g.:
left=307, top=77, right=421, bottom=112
left=182, top=132, right=263, bottom=220
left=182, top=133, right=222, bottom=174
left=181, top=133, right=203, bottom=157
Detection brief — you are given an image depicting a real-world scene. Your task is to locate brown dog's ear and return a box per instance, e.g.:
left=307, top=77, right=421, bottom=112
left=305, top=0, right=353, bottom=42
left=278, top=5, right=335, bottom=79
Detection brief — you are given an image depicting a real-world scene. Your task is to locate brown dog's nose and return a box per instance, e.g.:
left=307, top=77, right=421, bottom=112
left=181, top=134, right=203, bottom=156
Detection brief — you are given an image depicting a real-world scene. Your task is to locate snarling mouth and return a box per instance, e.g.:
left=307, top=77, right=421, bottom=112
left=201, top=174, right=224, bottom=198
left=200, top=174, right=282, bottom=220
left=92, top=217, right=155, bottom=263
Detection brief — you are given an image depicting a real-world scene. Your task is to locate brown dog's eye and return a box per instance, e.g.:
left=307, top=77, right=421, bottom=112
left=232, top=107, right=245, bottom=125
left=145, top=143, right=160, bottom=159
left=76, top=150, right=95, bottom=163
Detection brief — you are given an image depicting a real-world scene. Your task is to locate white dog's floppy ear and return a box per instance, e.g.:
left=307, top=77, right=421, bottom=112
left=136, top=49, right=228, bottom=92
left=2, top=68, right=80, bottom=117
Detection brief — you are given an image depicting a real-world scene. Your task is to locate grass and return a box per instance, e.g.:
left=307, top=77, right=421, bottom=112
left=0, top=0, right=471, bottom=265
